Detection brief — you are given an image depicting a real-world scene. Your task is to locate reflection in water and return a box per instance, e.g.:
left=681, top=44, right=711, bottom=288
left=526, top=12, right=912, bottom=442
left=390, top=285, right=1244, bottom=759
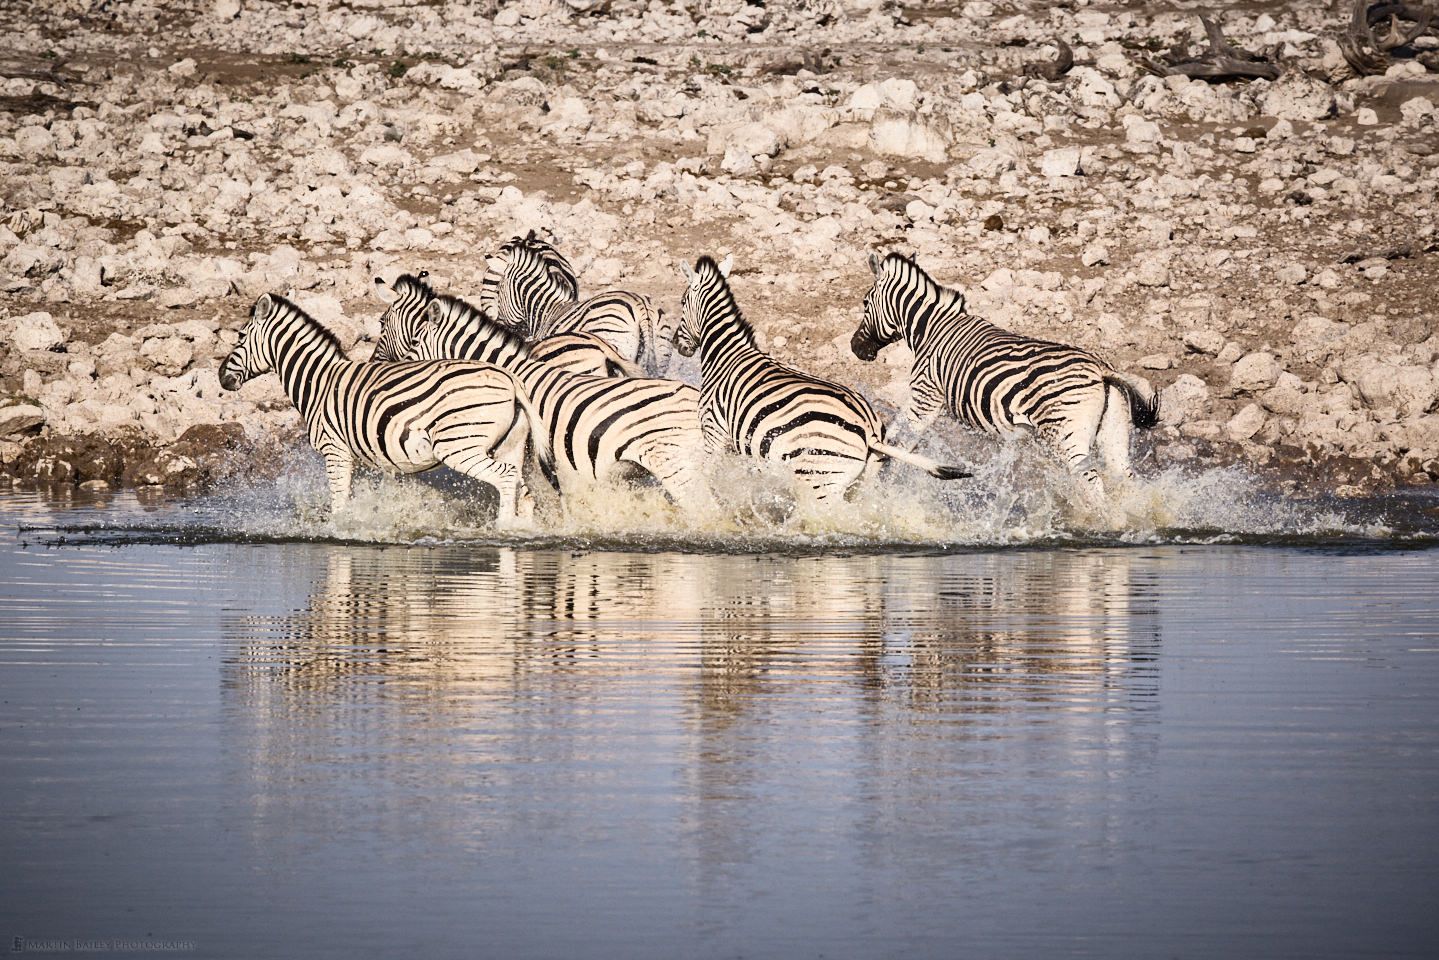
left=6, top=483, right=1439, bottom=958
left=221, top=545, right=1163, bottom=886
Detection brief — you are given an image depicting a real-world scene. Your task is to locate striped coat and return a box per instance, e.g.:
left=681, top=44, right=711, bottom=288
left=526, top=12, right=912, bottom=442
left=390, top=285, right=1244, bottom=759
left=480, top=231, right=666, bottom=375
left=219, top=293, right=546, bottom=524
left=674, top=254, right=968, bottom=502
left=385, top=293, right=711, bottom=510
left=852, top=253, right=1159, bottom=493
left=372, top=271, right=639, bottom=377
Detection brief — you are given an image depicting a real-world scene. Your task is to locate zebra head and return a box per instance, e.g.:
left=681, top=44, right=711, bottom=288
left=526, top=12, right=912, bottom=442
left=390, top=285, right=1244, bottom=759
left=852, top=252, right=926, bottom=362
left=219, top=293, right=283, bottom=390
left=481, top=232, right=579, bottom=335
left=372, top=271, right=436, bottom=361
left=674, top=253, right=733, bottom=358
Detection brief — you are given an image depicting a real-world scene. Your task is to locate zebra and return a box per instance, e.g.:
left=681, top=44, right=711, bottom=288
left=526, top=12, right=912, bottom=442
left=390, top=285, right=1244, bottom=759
left=371, top=271, right=641, bottom=377
left=480, top=231, right=667, bottom=375
left=673, top=254, right=970, bottom=503
left=219, top=292, right=549, bottom=525
left=851, top=252, right=1160, bottom=495
left=386, top=292, right=711, bottom=510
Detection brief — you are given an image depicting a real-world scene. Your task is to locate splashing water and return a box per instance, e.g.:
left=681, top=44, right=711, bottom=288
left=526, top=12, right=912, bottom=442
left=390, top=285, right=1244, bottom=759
left=14, top=438, right=1434, bottom=552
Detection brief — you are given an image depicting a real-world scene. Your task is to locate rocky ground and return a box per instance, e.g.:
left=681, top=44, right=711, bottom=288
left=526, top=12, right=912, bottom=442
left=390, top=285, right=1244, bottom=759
left=2, top=0, right=1437, bottom=498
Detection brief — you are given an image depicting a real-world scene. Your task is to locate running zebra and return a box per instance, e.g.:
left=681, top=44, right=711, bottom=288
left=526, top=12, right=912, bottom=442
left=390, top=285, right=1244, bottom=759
left=852, top=252, right=1159, bottom=494
left=219, top=293, right=547, bottom=525
left=372, top=271, right=640, bottom=377
left=385, top=292, right=711, bottom=510
left=480, top=231, right=666, bottom=375
left=673, top=254, right=969, bottom=502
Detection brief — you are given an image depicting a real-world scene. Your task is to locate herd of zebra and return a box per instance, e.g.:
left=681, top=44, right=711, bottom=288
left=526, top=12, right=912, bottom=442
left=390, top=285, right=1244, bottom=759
left=217, top=231, right=1161, bottom=526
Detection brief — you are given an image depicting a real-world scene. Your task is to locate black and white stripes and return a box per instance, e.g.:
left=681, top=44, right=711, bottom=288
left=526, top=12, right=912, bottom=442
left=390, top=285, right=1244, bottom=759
left=387, top=293, right=711, bottom=510
left=219, top=293, right=546, bottom=524
left=480, top=231, right=665, bottom=375
left=852, top=253, right=1158, bottom=494
left=674, top=254, right=968, bottom=502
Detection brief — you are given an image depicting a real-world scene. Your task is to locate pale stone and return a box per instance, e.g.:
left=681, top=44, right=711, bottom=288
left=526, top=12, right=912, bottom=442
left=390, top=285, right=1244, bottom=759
left=1227, top=402, right=1267, bottom=441
left=11, top=311, right=63, bottom=351
left=1039, top=147, right=1081, bottom=177
left=868, top=108, right=949, bottom=162
left=0, top=402, right=45, bottom=436
left=1184, top=330, right=1226, bottom=356
left=1231, top=352, right=1282, bottom=392
left=1160, top=374, right=1210, bottom=426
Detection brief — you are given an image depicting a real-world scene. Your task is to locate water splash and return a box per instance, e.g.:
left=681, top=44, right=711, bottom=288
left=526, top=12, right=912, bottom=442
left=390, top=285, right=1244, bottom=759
left=9, top=437, right=1434, bottom=552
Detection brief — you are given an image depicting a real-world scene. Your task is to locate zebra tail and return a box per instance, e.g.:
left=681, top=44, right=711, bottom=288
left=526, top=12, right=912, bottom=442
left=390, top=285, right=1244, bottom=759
left=1105, top=373, right=1160, bottom=430
left=509, top=377, right=554, bottom=467
left=870, top=440, right=972, bottom=480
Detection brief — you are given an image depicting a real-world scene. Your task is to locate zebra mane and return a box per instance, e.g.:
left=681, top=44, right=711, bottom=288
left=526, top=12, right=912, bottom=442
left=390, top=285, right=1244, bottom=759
left=501, top=231, right=580, bottom=302
left=259, top=293, right=345, bottom=356
left=693, top=255, right=759, bottom=348
left=392, top=271, right=436, bottom=302
left=428, top=294, right=531, bottom=353
left=885, top=253, right=966, bottom=314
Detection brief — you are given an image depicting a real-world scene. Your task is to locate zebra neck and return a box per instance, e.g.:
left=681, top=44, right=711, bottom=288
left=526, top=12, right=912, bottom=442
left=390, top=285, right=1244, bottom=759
left=699, top=312, right=762, bottom=372
left=270, top=324, right=344, bottom=415
left=907, top=294, right=978, bottom=349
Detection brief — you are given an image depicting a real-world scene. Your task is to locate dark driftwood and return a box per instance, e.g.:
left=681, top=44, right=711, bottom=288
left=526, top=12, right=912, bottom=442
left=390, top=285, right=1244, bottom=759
left=1022, top=38, right=1074, bottom=81
left=1140, top=16, right=1280, bottom=82
left=1339, top=0, right=1435, bottom=76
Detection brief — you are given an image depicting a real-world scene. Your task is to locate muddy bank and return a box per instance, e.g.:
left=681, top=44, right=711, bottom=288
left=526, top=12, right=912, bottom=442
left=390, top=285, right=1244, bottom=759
left=2, top=0, right=1437, bottom=497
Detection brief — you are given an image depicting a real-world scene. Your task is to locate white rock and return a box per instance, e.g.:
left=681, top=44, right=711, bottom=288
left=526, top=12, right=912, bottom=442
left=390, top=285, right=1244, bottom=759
left=1122, top=115, right=1162, bottom=152
left=1275, top=263, right=1306, bottom=285
left=1258, top=73, right=1334, bottom=122
left=868, top=108, right=949, bottom=162
left=12, top=311, right=63, bottom=351
left=1039, top=147, right=1081, bottom=177
left=1227, top=402, right=1267, bottom=441
left=1160, top=374, right=1210, bottom=426
left=1081, top=244, right=1109, bottom=267
left=1184, top=330, right=1226, bottom=355
left=0, top=402, right=44, bottom=436
left=965, top=147, right=1016, bottom=178
left=708, top=121, right=782, bottom=160
left=721, top=146, right=757, bottom=176
left=1231, top=352, right=1282, bottom=393
left=168, top=58, right=197, bottom=78
left=211, top=0, right=240, bottom=18
left=1400, top=97, right=1435, bottom=123
left=1135, top=257, right=1169, bottom=287
left=13, top=126, right=56, bottom=159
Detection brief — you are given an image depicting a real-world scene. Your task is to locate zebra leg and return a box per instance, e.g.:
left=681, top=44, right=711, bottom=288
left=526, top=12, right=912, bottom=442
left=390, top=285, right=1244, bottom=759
left=700, top=408, right=730, bottom=456
left=1095, top=382, right=1134, bottom=480
left=1039, top=414, right=1104, bottom=498
left=901, top=386, right=945, bottom=452
left=632, top=448, right=713, bottom=510
left=322, top=450, right=355, bottom=513
left=434, top=443, right=531, bottom=525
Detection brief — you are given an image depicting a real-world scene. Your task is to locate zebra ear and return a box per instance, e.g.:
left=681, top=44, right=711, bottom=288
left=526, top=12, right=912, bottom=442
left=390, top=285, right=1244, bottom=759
left=252, top=293, right=275, bottom=321
left=373, top=277, right=398, bottom=304
left=868, top=252, right=881, bottom=277
left=717, top=253, right=733, bottom=278
left=679, top=260, right=696, bottom=284
left=424, top=300, right=445, bottom=324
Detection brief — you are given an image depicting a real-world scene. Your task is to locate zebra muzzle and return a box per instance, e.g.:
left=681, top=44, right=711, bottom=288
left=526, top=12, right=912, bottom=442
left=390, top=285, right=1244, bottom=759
left=850, top=331, right=880, bottom=362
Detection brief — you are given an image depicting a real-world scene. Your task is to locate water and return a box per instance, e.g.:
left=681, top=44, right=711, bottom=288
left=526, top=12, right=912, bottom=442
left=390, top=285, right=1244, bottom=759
left=2, top=468, right=1438, bottom=959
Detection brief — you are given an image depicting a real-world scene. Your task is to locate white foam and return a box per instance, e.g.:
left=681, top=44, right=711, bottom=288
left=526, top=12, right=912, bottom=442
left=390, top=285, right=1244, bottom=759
left=199, top=440, right=1387, bottom=550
